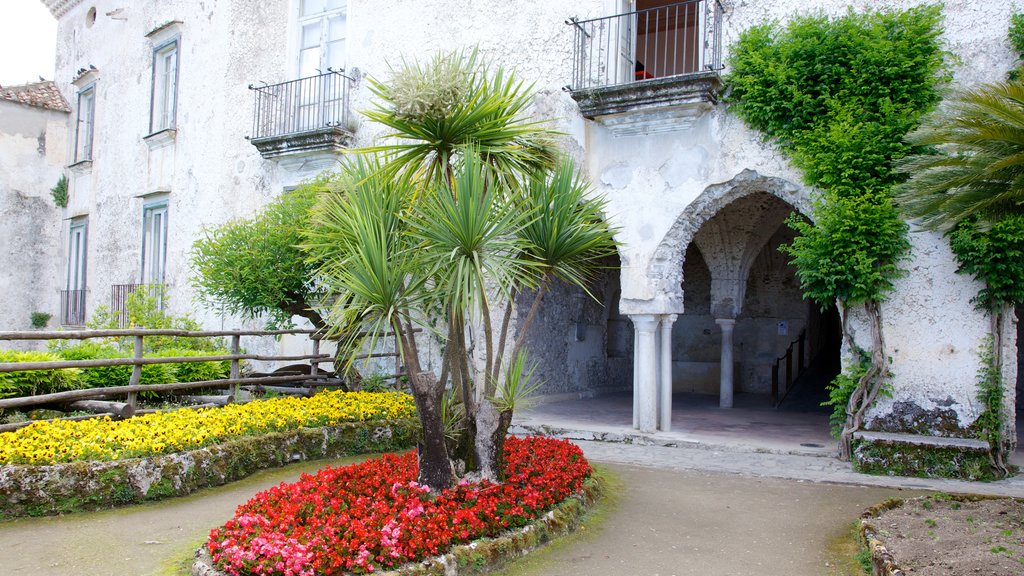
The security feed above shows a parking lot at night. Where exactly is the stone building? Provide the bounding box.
[0,80,69,339]
[32,0,1019,449]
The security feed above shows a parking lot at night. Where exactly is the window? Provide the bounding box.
[63,219,88,325]
[150,40,179,133]
[74,85,95,162]
[141,201,168,285]
[298,0,347,77]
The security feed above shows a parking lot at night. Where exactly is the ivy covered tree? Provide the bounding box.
[726,6,947,459]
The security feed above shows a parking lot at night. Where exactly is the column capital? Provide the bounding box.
[659,313,678,324]
[629,314,660,332]
[714,317,736,328]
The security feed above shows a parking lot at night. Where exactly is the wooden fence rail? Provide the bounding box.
[0,328,358,430]
[0,327,406,427]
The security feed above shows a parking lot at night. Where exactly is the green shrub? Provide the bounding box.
[50,175,68,208]
[55,342,174,398]
[153,348,230,383]
[29,312,51,329]
[0,350,82,399]
[84,288,223,353]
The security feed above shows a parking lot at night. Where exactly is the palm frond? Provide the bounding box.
[517,158,619,295]
[896,80,1024,230]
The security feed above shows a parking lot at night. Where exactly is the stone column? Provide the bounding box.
[658,314,676,431]
[632,327,639,429]
[631,314,659,433]
[715,318,736,409]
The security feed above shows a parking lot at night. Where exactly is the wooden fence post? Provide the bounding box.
[229,332,240,400]
[126,334,143,413]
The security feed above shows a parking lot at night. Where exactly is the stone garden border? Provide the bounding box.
[192,474,606,576]
[0,419,418,518]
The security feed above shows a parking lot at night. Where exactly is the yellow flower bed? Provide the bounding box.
[0,390,416,465]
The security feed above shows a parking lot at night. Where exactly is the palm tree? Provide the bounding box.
[307,51,617,485]
[895,80,1024,231]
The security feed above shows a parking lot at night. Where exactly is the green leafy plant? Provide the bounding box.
[726,5,946,459]
[29,312,51,329]
[153,348,230,383]
[491,350,541,413]
[358,371,393,393]
[1009,13,1024,80]
[55,342,175,398]
[81,288,221,353]
[190,186,327,330]
[0,350,83,399]
[50,174,68,208]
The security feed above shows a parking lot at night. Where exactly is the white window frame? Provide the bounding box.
[297,0,347,78]
[141,199,169,285]
[74,84,96,162]
[67,219,88,291]
[149,38,179,134]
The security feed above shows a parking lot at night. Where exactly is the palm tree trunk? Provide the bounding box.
[395,317,453,490]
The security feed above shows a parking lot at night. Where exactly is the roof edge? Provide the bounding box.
[42,0,83,19]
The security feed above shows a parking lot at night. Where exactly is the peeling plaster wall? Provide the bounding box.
[0,100,67,342]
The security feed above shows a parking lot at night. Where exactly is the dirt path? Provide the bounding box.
[0,457,913,576]
[496,465,915,576]
[0,456,368,576]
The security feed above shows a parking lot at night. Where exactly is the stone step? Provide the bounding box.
[854,431,989,452]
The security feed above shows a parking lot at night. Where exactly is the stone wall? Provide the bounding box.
[0,99,67,341]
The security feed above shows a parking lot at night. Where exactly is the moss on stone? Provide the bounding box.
[852,438,997,481]
[0,419,419,518]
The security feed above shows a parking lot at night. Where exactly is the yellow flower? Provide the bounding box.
[0,391,415,465]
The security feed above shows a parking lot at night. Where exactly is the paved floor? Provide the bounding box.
[516,391,1024,470]
[517,391,835,456]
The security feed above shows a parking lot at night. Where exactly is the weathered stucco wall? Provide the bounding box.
[0,99,67,341]
[41,0,1021,430]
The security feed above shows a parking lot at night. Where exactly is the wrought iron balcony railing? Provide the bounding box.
[60,289,87,326]
[567,0,724,92]
[248,69,353,153]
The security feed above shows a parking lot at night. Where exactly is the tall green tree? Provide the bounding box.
[190,186,327,330]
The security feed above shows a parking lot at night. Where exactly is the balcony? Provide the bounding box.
[566,0,725,136]
[248,70,354,160]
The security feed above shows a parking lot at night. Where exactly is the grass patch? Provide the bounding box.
[825,520,872,576]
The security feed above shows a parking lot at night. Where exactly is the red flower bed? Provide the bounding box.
[207,436,591,575]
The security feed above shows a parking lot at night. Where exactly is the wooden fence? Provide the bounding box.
[0,328,399,433]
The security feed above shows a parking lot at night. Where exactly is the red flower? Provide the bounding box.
[207,437,590,575]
